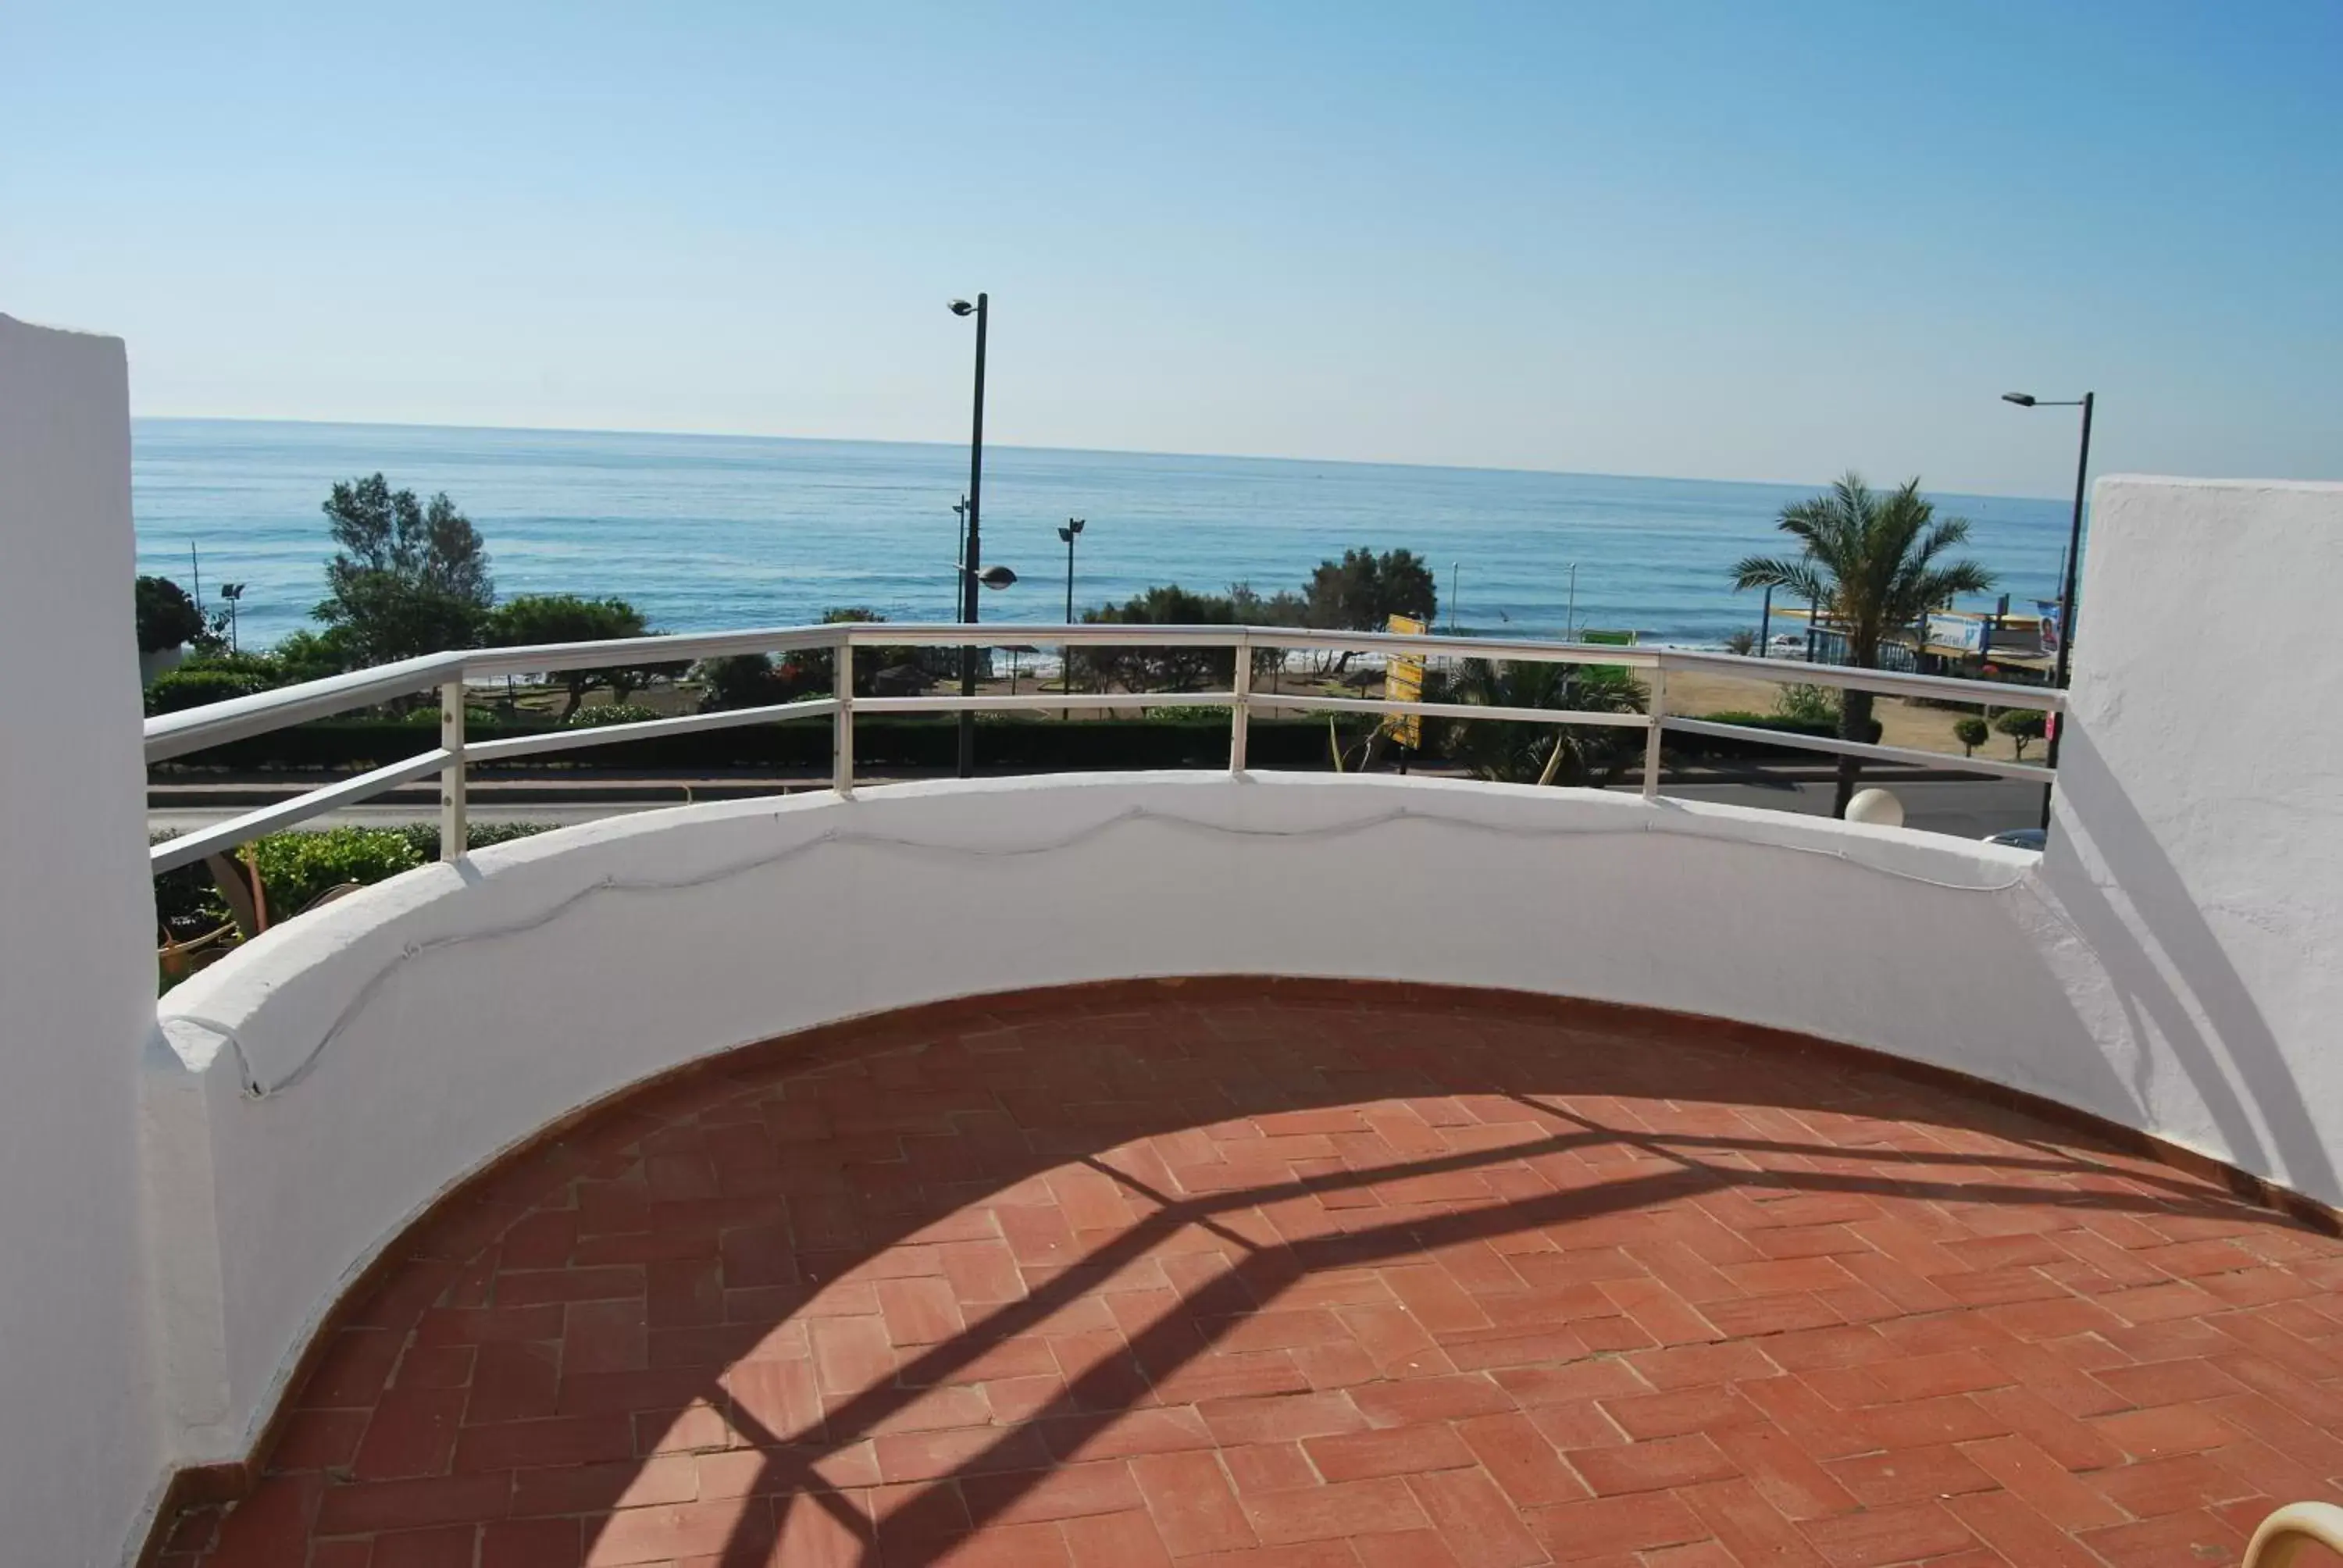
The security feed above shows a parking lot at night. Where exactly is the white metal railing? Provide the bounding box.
[146,623,2067,874]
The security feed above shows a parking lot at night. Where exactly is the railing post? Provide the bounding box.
[1229,631,1252,775]
[833,631,855,798]
[1641,662,1667,800]
[439,678,467,861]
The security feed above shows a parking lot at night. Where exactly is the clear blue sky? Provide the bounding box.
[5,1,2338,495]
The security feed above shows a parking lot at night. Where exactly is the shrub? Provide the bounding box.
[244,827,423,914]
[1953,715,1990,757]
[136,576,208,653]
[1994,707,2047,760]
[566,703,664,728]
[392,820,553,862]
[145,667,272,714]
[1773,683,1840,727]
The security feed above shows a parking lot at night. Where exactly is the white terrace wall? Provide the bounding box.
[2038,476,2343,1217]
[0,316,163,1563]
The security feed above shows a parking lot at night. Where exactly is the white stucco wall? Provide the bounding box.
[155,774,2074,1466]
[0,316,164,1564]
[2038,476,2343,1216]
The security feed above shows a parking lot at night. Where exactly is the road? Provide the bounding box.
[151,774,2042,844]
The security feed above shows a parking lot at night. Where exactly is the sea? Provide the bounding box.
[131,419,2074,653]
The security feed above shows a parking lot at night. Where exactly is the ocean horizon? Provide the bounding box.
[131,417,2076,653]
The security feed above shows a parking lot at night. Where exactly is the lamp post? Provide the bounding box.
[950,296,989,779]
[952,497,970,617]
[2002,390,2095,830]
[1058,518,1085,708]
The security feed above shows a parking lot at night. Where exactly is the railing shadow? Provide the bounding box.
[184,984,2330,1566]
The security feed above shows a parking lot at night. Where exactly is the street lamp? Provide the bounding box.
[1057,518,1086,709]
[949,295,989,779]
[2002,390,2095,830]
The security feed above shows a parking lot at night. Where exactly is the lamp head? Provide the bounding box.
[975,565,1017,590]
[949,299,975,317]
[2002,392,2038,408]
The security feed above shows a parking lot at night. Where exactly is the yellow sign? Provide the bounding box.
[1383,614,1425,748]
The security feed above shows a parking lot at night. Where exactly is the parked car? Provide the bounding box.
[1984,827,2046,851]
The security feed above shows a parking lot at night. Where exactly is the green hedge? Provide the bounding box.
[152,715,1346,773]
[1662,712,1843,761]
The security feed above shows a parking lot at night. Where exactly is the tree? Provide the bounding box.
[1953,715,1990,757]
[273,626,363,684]
[1228,582,1309,679]
[1723,629,1759,656]
[135,576,207,654]
[486,594,665,718]
[1731,475,1993,816]
[1994,707,2046,761]
[314,474,495,665]
[1303,548,1438,668]
[1075,586,1239,692]
[1428,660,1648,787]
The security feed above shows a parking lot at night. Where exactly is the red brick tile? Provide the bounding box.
[1710,1421,1861,1520]
[1306,1424,1476,1482]
[1131,1451,1257,1556]
[1346,1375,1510,1427]
[1350,1529,1466,1566]
[314,1473,513,1535]
[372,1526,476,1568]
[1825,1445,1995,1507]
[1956,1433,2127,1531]
[482,1517,583,1568]
[353,1384,468,1479]
[1680,1477,1829,1568]
[961,1460,1144,1524]
[1456,1411,1589,1507]
[2090,1402,2240,1459]
[1223,1442,1319,1495]
[1798,1501,1978,1567]
[1061,1508,1175,1568]
[1201,1391,1371,1445]
[1243,1477,1429,1545]
[1525,1491,1709,1560]
[1567,1434,1736,1495]
[1405,1467,1547,1566]
[2076,1508,2248,1568]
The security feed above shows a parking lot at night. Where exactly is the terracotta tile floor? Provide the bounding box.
[163,982,2343,1568]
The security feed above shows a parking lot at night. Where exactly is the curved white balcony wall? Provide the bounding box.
[161,770,2113,1467]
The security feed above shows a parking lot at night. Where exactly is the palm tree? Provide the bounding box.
[1430,659,1648,787]
[1731,474,1994,817]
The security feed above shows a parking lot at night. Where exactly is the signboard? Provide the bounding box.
[2035,600,2063,656]
[1925,613,1988,654]
[1383,614,1425,748]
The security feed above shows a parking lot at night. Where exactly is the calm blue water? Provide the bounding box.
[132,419,2072,651]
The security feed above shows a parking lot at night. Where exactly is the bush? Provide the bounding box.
[1773,683,1840,727]
[1668,712,1841,761]
[244,827,423,914]
[1994,707,2047,760]
[145,667,273,714]
[151,715,1340,773]
[1953,715,1990,756]
[391,820,553,863]
[567,703,664,728]
[137,576,208,653]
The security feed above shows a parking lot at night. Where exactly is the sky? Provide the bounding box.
[4,1,2339,497]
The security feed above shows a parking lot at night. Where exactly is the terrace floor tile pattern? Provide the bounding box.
[162,982,2343,1568]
